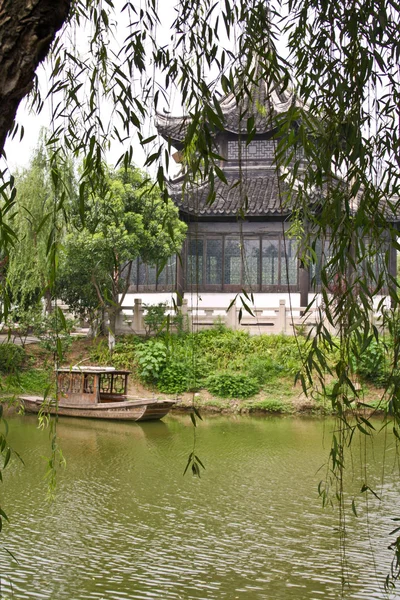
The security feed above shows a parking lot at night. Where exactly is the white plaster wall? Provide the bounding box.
[183,292,302,309]
[123,293,176,308]
[122,292,302,310]
[306,293,390,310]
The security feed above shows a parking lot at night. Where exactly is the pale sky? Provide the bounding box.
[3,1,289,176]
[3,1,182,174]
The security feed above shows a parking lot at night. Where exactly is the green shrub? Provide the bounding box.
[194,329,253,370]
[206,372,259,398]
[108,329,346,400]
[143,303,169,336]
[353,338,388,386]
[157,361,191,394]
[89,336,140,369]
[0,343,25,373]
[249,334,309,375]
[135,341,167,382]
[245,356,285,384]
[112,336,139,369]
[5,369,52,394]
[170,310,189,336]
[156,352,207,394]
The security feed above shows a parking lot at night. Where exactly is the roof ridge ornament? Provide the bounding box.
[155,54,305,146]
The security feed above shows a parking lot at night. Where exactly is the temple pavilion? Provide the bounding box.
[124,63,398,317]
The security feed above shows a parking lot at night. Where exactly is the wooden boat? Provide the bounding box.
[21,366,175,422]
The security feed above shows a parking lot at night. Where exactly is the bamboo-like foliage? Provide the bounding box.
[0,0,400,587]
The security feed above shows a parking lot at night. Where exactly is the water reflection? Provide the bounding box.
[0,414,399,599]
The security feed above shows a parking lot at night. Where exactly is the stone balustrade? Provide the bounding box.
[115,299,321,336]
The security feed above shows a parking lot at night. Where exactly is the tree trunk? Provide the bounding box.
[44,288,52,313]
[108,311,116,353]
[0,0,71,155]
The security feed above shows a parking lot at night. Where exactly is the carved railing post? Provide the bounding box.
[133,299,143,332]
[227,303,237,330]
[181,299,192,331]
[278,299,286,333]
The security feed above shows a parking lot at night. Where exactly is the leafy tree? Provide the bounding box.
[55,244,101,333]
[6,134,75,313]
[57,166,186,346]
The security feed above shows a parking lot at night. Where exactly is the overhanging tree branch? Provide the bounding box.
[0,0,71,155]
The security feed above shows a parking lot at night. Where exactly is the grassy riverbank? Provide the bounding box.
[0,325,388,415]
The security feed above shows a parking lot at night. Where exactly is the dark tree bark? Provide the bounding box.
[0,0,71,156]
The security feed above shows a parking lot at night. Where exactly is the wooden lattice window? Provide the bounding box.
[83,374,95,394]
[100,373,112,393]
[70,374,81,394]
[113,374,126,394]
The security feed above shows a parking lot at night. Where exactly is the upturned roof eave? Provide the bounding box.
[156,114,299,145]
[155,84,307,145]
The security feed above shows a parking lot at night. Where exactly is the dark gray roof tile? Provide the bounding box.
[168,172,293,217]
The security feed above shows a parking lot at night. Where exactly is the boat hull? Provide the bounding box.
[20,396,175,422]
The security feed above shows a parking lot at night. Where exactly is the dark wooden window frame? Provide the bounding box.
[128,256,177,293]
[184,233,300,293]
[309,236,391,294]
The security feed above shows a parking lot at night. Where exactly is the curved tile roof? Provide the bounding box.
[167,171,293,217]
[156,113,189,147]
[167,170,400,223]
[156,61,305,145]
[219,79,303,134]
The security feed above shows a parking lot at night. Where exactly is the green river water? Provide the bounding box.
[0,413,399,599]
